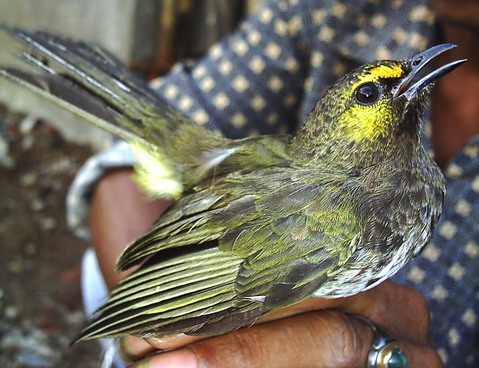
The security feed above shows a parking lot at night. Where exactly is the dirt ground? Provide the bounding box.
[0,104,103,367]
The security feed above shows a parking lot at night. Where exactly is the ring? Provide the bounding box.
[355,316,409,368]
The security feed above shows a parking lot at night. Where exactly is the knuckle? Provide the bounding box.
[389,285,432,344]
[316,311,371,366]
[385,282,430,317]
[201,328,270,368]
[403,285,430,316]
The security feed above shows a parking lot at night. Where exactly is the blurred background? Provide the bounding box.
[0,1,263,367]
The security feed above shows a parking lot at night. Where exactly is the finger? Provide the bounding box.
[130,348,197,368]
[398,341,444,368]
[253,281,406,324]
[145,334,204,350]
[89,169,173,288]
[128,299,337,354]
[259,296,341,322]
[120,334,206,361]
[129,308,441,368]
[119,336,156,362]
[340,281,431,344]
[131,310,373,368]
[261,280,431,345]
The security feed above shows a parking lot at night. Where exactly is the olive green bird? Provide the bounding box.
[0,28,466,341]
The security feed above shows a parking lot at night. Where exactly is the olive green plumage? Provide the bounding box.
[0,28,466,341]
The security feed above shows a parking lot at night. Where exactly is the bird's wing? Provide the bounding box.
[116,167,314,270]
[219,173,361,310]
[115,187,256,271]
[119,167,359,260]
[229,208,360,309]
[76,171,270,341]
[77,168,361,340]
[76,246,259,340]
[119,167,361,304]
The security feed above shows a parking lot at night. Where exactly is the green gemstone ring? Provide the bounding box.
[356,316,409,368]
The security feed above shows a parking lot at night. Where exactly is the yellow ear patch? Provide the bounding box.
[369,65,404,79]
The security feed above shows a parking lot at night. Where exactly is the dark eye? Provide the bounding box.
[354,82,381,105]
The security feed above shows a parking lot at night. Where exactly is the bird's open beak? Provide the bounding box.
[393,43,467,101]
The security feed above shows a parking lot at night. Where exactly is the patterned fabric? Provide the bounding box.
[67,0,479,366]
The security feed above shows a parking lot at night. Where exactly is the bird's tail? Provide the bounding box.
[0,27,224,198]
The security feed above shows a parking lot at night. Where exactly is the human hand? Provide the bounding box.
[120,280,443,368]
[89,169,173,288]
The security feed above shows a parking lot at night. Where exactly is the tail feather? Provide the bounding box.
[0,27,226,197]
[1,28,188,139]
[0,67,142,143]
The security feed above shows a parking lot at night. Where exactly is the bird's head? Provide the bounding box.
[295,44,466,166]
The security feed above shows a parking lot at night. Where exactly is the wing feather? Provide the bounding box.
[78,168,361,340]
[77,247,245,340]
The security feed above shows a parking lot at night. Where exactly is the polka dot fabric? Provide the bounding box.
[67,1,478,366]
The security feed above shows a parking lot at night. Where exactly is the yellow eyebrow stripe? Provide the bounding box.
[369,65,404,79]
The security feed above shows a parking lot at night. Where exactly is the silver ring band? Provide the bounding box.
[355,316,409,368]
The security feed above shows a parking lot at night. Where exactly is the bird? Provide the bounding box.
[0,27,466,341]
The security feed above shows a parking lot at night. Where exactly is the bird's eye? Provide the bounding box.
[354,82,381,105]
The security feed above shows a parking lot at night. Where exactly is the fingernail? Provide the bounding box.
[146,334,188,346]
[145,334,203,350]
[131,349,198,368]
